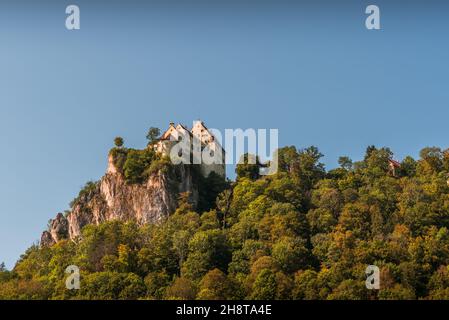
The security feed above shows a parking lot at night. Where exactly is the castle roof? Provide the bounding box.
[159,121,226,154]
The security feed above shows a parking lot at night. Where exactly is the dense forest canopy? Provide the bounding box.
[2,144,449,300]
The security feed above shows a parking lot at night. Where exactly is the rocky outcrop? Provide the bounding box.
[40,231,55,247]
[40,160,198,246]
[50,213,69,242]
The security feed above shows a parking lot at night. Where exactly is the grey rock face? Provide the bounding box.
[40,231,56,247]
[50,213,69,242]
[41,163,198,246]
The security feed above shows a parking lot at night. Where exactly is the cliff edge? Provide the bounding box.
[41,155,198,246]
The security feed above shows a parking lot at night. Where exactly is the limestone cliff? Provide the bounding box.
[40,156,198,246]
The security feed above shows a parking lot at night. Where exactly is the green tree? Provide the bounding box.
[146,127,161,145]
[123,149,155,183]
[236,154,261,181]
[293,270,320,300]
[165,277,197,300]
[251,269,277,300]
[197,269,234,300]
[327,279,368,300]
[144,271,171,299]
[182,229,230,280]
[271,237,310,273]
[197,172,229,212]
[114,136,124,147]
[338,156,353,171]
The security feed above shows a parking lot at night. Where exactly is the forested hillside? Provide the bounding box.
[2,145,449,300]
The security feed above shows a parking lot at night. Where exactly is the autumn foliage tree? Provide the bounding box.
[3,145,449,300]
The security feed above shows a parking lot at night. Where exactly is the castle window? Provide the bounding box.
[210,150,214,157]
[178,150,183,157]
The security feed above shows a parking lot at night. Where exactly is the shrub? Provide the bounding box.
[144,156,171,177]
[123,149,155,184]
[109,147,129,173]
[70,181,99,208]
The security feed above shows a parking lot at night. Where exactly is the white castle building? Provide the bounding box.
[155,121,226,178]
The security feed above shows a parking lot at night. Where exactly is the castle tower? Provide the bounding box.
[156,121,226,178]
[191,120,226,178]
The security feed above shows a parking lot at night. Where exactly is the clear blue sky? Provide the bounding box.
[1,0,448,268]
